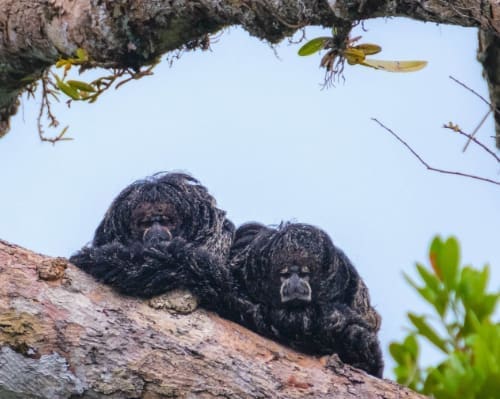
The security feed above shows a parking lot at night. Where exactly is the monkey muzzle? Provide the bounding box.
[280,274,312,306]
[143,222,173,246]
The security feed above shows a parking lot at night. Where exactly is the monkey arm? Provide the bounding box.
[139,237,247,311]
[226,298,272,335]
[319,304,384,377]
[69,241,188,297]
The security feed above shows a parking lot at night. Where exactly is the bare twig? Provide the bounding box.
[449,76,495,110]
[37,72,72,144]
[462,109,493,152]
[448,76,499,152]
[372,118,500,186]
[443,122,500,163]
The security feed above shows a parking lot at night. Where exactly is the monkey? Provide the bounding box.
[69,172,235,306]
[227,222,384,377]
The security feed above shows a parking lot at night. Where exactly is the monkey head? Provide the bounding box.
[267,225,332,311]
[234,223,337,311]
[91,172,234,255]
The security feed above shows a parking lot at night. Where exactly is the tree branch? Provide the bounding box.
[443,120,500,162]
[0,239,426,399]
[0,0,498,138]
[372,118,500,186]
[477,30,500,148]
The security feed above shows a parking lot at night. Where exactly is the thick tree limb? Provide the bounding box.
[478,30,500,148]
[0,0,498,143]
[0,239,426,399]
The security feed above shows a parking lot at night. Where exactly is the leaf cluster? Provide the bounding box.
[31,48,158,143]
[54,49,157,103]
[390,236,499,399]
[297,30,426,88]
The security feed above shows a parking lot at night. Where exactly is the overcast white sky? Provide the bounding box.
[0,18,498,376]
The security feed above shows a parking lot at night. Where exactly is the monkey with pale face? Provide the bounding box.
[228,222,384,377]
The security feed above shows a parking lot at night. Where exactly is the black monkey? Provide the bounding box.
[228,222,384,377]
[70,172,234,305]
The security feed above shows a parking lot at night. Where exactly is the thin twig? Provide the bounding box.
[449,76,495,110]
[372,118,500,186]
[462,109,493,152]
[443,121,499,163]
[448,76,499,152]
[37,73,72,144]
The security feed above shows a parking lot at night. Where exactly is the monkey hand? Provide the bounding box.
[143,237,187,262]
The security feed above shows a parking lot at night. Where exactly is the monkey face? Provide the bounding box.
[131,202,181,245]
[279,264,312,307]
[267,226,329,309]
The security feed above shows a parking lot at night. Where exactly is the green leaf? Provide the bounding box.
[439,237,460,289]
[67,80,96,92]
[75,48,88,61]
[55,59,69,68]
[459,265,499,321]
[408,313,448,353]
[389,341,407,364]
[423,366,444,396]
[298,37,331,56]
[403,272,419,291]
[390,335,421,389]
[55,76,80,100]
[416,263,441,292]
[389,335,419,365]
[402,334,419,358]
[414,263,450,316]
[404,271,448,315]
[429,236,460,289]
[429,236,444,280]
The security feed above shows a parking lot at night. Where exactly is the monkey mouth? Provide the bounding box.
[281,293,312,307]
[280,282,312,306]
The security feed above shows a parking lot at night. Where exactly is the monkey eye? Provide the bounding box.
[160,216,177,227]
[279,268,290,277]
[139,220,152,229]
[299,266,310,277]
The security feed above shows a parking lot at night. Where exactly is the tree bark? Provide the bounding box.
[0,0,498,145]
[0,239,427,399]
[478,29,500,148]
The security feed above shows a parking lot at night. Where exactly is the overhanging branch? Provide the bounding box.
[0,0,498,140]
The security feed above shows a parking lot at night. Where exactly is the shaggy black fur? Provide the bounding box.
[69,172,235,306]
[228,222,384,377]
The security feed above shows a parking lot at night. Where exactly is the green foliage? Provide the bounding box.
[297,37,331,56]
[391,236,499,399]
[53,48,157,104]
[33,48,158,143]
[297,34,426,73]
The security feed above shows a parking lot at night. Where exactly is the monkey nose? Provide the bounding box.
[281,276,312,304]
[143,223,172,244]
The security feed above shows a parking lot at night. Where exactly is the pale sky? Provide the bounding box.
[1,18,499,376]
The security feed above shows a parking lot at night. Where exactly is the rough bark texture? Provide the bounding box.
[0,0,498,145]
[0,239,427,399]
[478,29,500,148]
